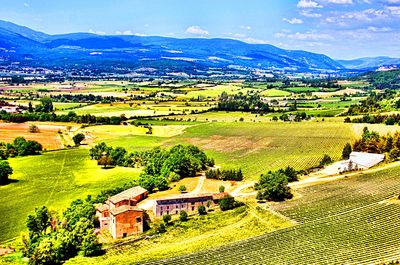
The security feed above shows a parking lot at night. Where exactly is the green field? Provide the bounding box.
[259,89,291,97]
[0,148,140,242]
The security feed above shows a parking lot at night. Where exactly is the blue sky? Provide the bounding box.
[0,0,399,59]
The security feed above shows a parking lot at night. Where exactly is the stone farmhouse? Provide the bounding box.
[96,186,148,239]
[154,192,228,217]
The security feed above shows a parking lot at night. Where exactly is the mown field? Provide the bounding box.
[0,148,141,242]
[88,121,356,179]
[137,163,400,265]
[0,122,64,150]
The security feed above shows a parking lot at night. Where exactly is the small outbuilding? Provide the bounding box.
[338,152,385,173]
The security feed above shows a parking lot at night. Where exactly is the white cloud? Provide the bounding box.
[367,26,391,32]
[300,11,322,17]
[275,31,334,41]
[89,29,106,35]
[240,25,252,30]
[283,18,304,24]
[327,0,353,4]
[23,2,30,7]
[297,0,323,8]
[387,6,400,15]
[185,26,209,36]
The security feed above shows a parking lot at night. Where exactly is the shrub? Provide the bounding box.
[163,214,171,225]
[179,210,188,222]
[72,133,85,146]
[28,124,40,133]
[198,205,207,215]
[218,195,242,211]
[219,185,225,193]
[178,185,187,193]
[0,160,13,185]
[319,154,333,167]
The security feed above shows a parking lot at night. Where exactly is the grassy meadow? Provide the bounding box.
[0,148,140,242]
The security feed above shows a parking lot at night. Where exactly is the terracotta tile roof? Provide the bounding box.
[96,204,109,212]
[110,205,143,216]
[109,186,147,204]
[212,192,229,200]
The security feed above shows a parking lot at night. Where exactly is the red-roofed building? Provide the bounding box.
[96,186,148,239]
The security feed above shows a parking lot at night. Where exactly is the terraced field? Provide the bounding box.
[143,164,400,265]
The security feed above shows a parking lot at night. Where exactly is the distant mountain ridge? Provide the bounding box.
[338,56,400,70]
[0,19,348,73]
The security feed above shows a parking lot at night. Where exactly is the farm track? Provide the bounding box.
[143,164,400,265]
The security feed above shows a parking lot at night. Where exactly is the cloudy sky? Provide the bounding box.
[0,0,399,59]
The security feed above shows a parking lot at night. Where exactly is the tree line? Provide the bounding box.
[216,92,271,113]
[346,113,400,126]
[205,168,243,181]
[89,143,215,192]
[352,127,400,161]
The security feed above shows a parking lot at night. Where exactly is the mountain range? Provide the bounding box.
[0,20,398,74]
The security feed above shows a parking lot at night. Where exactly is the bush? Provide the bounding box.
[163,214,171,225]
[218,195,242,211]
[219,185,225,193]
[157,223,166,233]
[28,124,40,133]
[319,154,333,167]
[179,210,188,222]
[178,185,187,193]
[342,143,352,159]
[72,133,85,146]
[0,160,13,185]
[198,205,207,215]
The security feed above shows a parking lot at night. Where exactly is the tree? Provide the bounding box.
[37,98,54,113]
[28,102,34,113]
[97,156,112,168]
[163,214,171,225]
[218,195,241,211]
[197,205,207,215]
[72,133,85,146]
[179,210,188,222]
[178,185,187,193]
[26,206,52,236]
[28,124,40,133]
[80,233,102,257]
[0,160,13,184]
[219,185,225,193]
[157,223,166,233]
[255,172,293,201]
[342,143,352,159]
[319,154,333,167]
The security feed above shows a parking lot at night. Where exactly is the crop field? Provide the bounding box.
[56,102,213,117]
[139,163,400,265]
[285,86,320,93]
[0,148,140,242]
[259,89,291,97]
[0,122,64,150]
[181,84,256,99]
[93,121,356,179]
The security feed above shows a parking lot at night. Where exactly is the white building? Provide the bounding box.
[337,152,385,173]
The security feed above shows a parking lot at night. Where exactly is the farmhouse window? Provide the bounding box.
[136,217,141,223]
